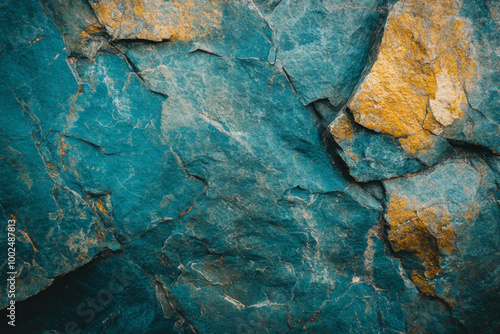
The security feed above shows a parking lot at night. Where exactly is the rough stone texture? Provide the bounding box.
[331,0,500,181]
[328,110,437,181]
[89,0,223,42]
[0,0,498,333]
[384,151,500,332]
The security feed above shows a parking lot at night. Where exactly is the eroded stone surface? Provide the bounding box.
[266,0,395,106]
[384,151,500,332]
[0,0,499,333]
[89,0,222,42]
[328,110,447,181]
[330,0,499,181]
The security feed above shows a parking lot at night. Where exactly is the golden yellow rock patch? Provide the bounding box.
[329,112,354,140]
[349,0,475,155]
[385,193,455,295]
[91,0,222,41]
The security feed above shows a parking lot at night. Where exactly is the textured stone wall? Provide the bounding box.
[0,0,499,333]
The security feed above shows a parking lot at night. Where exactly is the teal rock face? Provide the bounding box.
[442,1,500,153]
[330,0,500,181]
[384,151,500,333]
[0,0,498,333]
[328,110,452,182]
[264,0,394,106]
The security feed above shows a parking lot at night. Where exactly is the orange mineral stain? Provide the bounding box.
[385,193,455,296]
[91,0,222,41]
[349,0,475,155]
[329,112,354,141]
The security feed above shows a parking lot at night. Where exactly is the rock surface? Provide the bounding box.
[0,0,498,333]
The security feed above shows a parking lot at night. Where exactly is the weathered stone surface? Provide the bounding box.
[330,0,500,180]
[0,0,499,333]
[328,110,447,181]
[88,0,223,42]
[0,0,120,307]
[265,0,394,106]
[384,151,500,332]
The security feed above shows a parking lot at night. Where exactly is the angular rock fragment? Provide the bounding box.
[329,110,451,181]
[384,152,500,331]
[40,0,114,59]
[347,0,500,157]
[267,0,395,105]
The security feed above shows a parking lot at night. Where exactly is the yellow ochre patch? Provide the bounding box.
[349,0,475,155]
[91,0,223,42]
[329,112,354,141]
[385,193,455,296]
